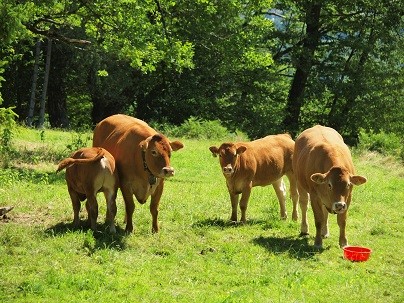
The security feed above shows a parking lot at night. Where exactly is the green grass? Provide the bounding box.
[0,128,403,302]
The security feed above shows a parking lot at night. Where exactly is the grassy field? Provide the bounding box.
[0,127,403,302]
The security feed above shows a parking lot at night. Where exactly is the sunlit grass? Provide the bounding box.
[0,127,403,302]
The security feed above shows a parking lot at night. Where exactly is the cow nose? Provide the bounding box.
[162,166,175,177]
[332,202,347,214]
[222,166,233,175]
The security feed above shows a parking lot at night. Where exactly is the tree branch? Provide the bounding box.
[26,24,91,45]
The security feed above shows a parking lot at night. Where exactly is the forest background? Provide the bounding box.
[0,0,403,144]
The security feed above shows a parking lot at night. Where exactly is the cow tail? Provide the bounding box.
[56,148,105,173]
[56,158,75,173]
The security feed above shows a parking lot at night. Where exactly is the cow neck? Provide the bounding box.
[141,150,157,186]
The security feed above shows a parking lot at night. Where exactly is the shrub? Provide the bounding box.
[357,130,403,162]
[0,107,18,167]
[151,117,247,140]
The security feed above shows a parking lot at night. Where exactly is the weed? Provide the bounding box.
[66,132,92,152]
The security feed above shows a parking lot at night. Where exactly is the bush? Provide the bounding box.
[151,117,247,140]
[0,107,18,167]
[357,130,403,162]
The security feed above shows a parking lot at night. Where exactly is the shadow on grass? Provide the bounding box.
[44,220,127,251]
[253,235,325,260]
[192,217,268,229]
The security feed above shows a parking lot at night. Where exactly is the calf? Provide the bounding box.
[293,125,367,248]
[209,134,298,223]
[57,147,118,233]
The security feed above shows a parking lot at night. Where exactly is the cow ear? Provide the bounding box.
[310,173,327,184]
[351,175,367,186]
[236,145,247,155]
[139,136,153,151]
[209,146,219,157]
[170,140,184,151]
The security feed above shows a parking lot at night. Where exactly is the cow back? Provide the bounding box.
[293,125,355,191]
[236,134,294,186]
[93,114,155,158]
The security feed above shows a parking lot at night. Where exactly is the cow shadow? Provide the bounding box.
[192,217,268,229]
[44,221,127,251]
[252,235,325,260]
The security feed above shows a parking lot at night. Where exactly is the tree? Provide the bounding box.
[271,0,404,140]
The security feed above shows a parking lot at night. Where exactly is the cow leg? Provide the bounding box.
[310,195,324,248]
[229,192,239,222]
[321,206,330,238]
[337,212,348,248]
[104,190,117,233]
[286,172,299,221]
[68,188,81,228]
[239,183,252,223]
[120,185,135,233]
[272,178,287,220]
[297,184,309,236]
[150,182,164,233]
[86,193,99,231]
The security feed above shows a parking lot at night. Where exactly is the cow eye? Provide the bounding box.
[328,183,332,190]
[151,150,158,157]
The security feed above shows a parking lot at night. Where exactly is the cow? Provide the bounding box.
[57,147,118,233]
[209,134,298,223]
[92,114,184,233]
[293,125,367,248]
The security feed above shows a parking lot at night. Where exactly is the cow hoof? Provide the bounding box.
[314,244,323,250]
[109,225,116,234]
[299,232,309,237]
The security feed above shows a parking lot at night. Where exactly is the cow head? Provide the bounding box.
[310,166,367,214]
[209,143,247,175]
[140,134,183,179]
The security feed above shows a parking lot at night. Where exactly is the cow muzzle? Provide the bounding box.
[222,165,234,175]
[162,166,175,177]
[332,202,347,214]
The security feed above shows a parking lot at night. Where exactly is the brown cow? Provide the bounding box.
[209,134,298,223]
[92,114,184,233]
[293,125,367,248]
[57,147,118,233]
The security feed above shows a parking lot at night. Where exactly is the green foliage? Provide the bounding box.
[0,0,403,143]
[357,130,404,162]
[152,117,247,140]
[0,106,18,167]
[65,132,92,153]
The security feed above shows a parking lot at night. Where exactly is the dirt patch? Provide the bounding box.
[0,207,70,227]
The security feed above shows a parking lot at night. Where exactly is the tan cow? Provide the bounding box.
[92,114,184,233]
[209,134,298,223]
[293,125,367,248]
[57,147,118,233]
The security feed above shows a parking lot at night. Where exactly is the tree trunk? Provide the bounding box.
[282,2,322,137]
[27,40,41,127]
[38,38,52,128]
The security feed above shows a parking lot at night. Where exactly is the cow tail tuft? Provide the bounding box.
[56,158,74,173]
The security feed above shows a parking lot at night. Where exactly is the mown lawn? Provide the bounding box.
[0,127,403,302]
